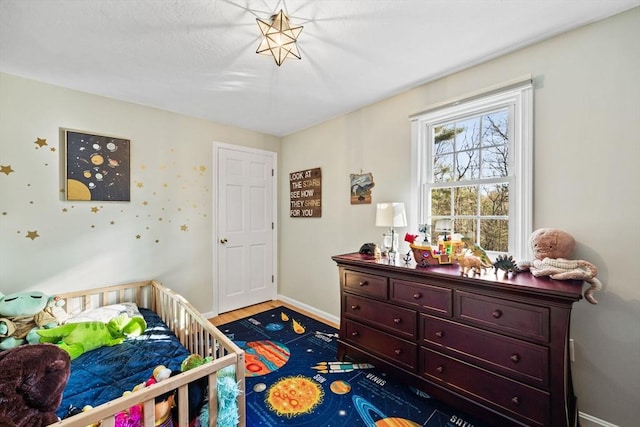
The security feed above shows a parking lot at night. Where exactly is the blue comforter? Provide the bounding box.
[57,308,191,418]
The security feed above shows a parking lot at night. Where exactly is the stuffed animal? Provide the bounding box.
[518,228,603,304]
[36,313,146,360]
[0,343,71,427]
[0,290,63,350]
[182,354,240,427]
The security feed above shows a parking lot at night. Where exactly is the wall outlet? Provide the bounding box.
[569,338,575,362]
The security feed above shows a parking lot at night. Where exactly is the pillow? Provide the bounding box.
[66,302,143,324]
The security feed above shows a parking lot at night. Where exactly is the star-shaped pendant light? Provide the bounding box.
[256,9,303,66]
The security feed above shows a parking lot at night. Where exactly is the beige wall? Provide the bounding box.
[0,73,280,313]
[279,8,640,426]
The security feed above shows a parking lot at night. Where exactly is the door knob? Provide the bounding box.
[220,238,228,244]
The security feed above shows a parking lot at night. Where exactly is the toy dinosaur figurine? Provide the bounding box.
[461,237,493,265]
[458,255,492,277]
[493,254,522,277]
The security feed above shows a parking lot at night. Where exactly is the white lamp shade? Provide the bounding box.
[376,202,407,228]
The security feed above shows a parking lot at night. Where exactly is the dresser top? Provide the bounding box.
[332,252,584,302]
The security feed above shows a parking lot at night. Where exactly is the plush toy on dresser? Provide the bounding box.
[0,343,71,426]
[518,227,603,304]
[0,290,63,350]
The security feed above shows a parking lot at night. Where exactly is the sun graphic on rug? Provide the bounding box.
[265,375,324,417]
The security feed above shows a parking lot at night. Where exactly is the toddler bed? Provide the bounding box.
[48,280,245,427]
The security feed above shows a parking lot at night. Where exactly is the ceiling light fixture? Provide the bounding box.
[256,9,303,66]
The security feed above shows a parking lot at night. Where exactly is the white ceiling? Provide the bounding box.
[1,0,638,137]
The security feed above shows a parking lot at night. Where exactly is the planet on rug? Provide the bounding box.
[329,380,351,394]
[353,395,421,427]
[239,340,290,377]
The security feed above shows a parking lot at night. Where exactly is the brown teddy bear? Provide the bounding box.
[518,228,602,304]
[0,343,71,426]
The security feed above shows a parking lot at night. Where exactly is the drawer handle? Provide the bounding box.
[351,331,359,337]
[359,281,368,287]
[436,366,445,374]
[394,349,402,355]
[393,318,401,324]
[510,354,521,363]
[492,309,503,319]
[435,331,444,338]
[511,396,520,406]
[413,292,422,299]
[351,304,360,310]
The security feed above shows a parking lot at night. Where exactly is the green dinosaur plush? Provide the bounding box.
[36,313,146,360]
[0,290,62,350]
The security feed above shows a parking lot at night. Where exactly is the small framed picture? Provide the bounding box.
[63,129,131,201]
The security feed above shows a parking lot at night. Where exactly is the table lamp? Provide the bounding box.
[376,202,407,258]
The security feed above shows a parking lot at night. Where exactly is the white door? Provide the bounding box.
[216,144,276,314]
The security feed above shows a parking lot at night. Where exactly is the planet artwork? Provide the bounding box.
[353,395,421,427]
[65,130,130,201]
[329,380,351,395]
[240,340,290,377]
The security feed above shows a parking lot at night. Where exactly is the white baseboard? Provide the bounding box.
[202,310,216,319]
[579,412,619,427]
[276,294,340,326]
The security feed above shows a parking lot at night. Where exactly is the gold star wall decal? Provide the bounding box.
[1,165,14,175]
[91,206,99,213]
[26,230,40,240]
[137,182,144,188]
[180,224,188,231]
[34,138,47,148]
[136,234,141,239]
[199,165,206,174]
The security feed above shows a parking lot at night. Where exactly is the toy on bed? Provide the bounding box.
[37,312,147,360]
[518,228,603,304]
[0,290,63,350]
[112,356,214,427]
[0,343,70,427]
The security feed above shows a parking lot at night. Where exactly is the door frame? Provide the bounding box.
[212,141,278,316]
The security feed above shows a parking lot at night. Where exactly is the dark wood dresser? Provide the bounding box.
[333,252,583,427]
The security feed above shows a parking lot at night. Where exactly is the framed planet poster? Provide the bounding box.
[64,129,131,201]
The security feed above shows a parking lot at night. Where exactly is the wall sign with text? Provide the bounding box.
[290,167,321,217]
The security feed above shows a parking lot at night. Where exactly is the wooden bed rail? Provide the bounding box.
[49,280,246,427]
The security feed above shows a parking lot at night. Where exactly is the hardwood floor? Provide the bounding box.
[208,300,339,329]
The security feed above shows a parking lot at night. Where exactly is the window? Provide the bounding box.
[410,79,533,260]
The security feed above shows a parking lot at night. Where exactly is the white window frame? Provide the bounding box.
[410,78,533,260]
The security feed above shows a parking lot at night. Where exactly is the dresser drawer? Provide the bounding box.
[345,294,417,339]
[421,314,549,388]
[391,279,452,316]
[344,270,388,299]
[455,291,550,342]
[344,319,417,371]
[420,348,549,426]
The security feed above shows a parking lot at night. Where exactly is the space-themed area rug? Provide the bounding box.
[218,307,489,427]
